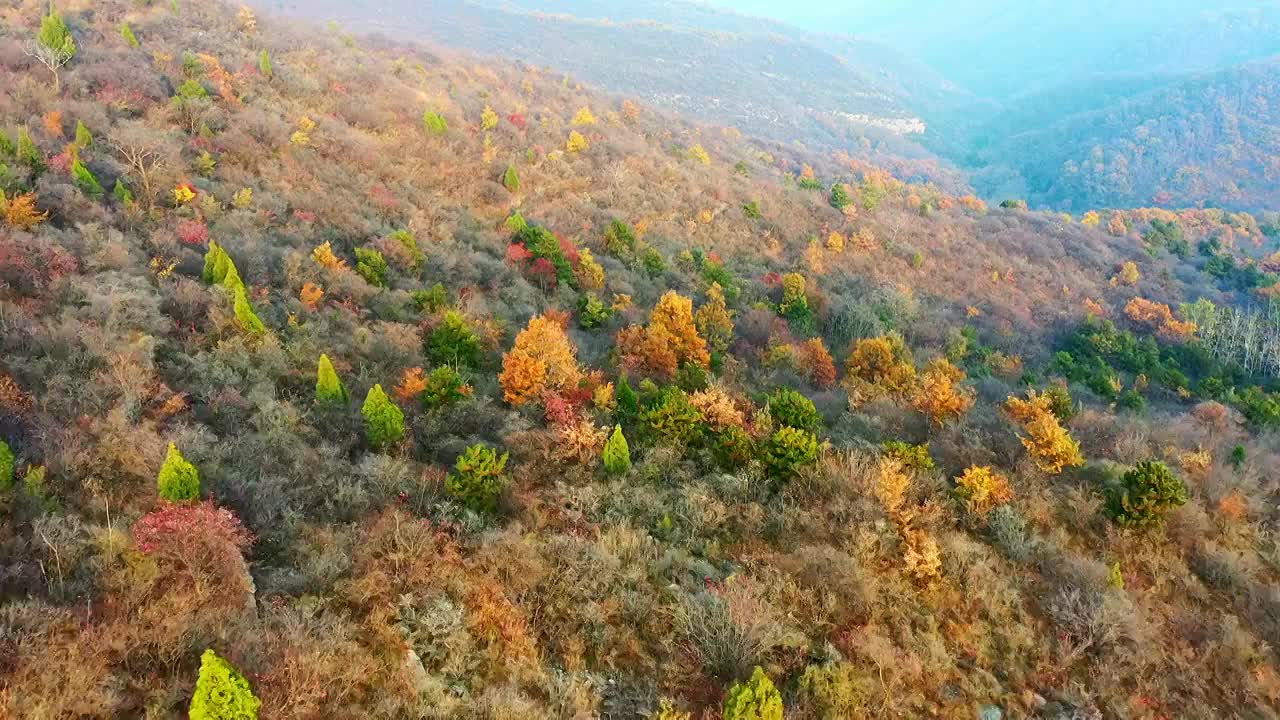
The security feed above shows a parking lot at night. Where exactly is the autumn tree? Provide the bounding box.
[844,334,916,404]
[797,337,836,388]
[362,384,405,449]
[911,358,975,426]
[499,314,582,406]
[954,466,1013,516]
[1,192,48,230]
[566,130,589,153]
[26,6,77,92]
[1005,390,1085,474]
[695,283,735,355]
[157,443,200,502]
[650,291,711,369]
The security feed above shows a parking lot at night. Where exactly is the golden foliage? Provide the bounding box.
[1081,210,1101,227]
[798,337,837,389]
[844,334,916,405]
[394,367,428,403]
[875,457,911,522]
[826,231,845,253]
[500,314,582,405]
[902,528,942,585]
[570,107,597,126]
[911,358,974,426]
[1111,261,1140,287]
[2,192,49,230]
[312,241,347,271]
[566,130,589,153]
[1005,391,1085,474]
[1124,297,1197,342]
[575,248,605,290]
[299,282,324,310]
[689,385,746,432]
[954,466,1013,516]
[550,419,608,465]
[694,283,734,355]
[1107,212,1128,236]
[650,291,711,369]
[1083,297,1108,318]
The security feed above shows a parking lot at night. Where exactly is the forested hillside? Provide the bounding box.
[2,1,1280,719]
[970,61,1280,212]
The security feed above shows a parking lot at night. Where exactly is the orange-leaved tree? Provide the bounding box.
[1005,390,1085,474]
[499,314,582,406]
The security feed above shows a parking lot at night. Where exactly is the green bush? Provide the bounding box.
[423,110,449,136]
[189,649,260,720]
[761,426,818,485]
[616,375,640,421]
[422,366,468,410]
[723,666,783,720]
[503,164,520,192]
[767,388,821,433]
[362,384,405,450]
[714,425,755,471]
[157,443,199,502]
[412,283,448,313]
[603,425,631,475]
[427,311,483,368]
[1044,383,1076,422]
[0,439,14,490]
[446,444,509,513]
[354,247,389,287]
[829,183,851,211]
[882,440,934,471]
[72,159,103,196]
[120,23,139,48]
[1105,460,1188,529]
[577,293,613,329]
[643,387,704,448]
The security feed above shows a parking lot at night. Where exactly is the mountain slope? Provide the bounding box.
[1,2,1280,719]
[972,60,1280,210]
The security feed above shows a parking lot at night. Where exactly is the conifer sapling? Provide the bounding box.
[189,649,261,720]
[157,442,199,502]
[362,384,405,449]
[603,425,631,475]
[315,354,348,404]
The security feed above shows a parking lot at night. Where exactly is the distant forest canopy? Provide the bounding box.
[255,0,1280,214]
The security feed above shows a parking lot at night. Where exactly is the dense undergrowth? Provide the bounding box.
[1,1,1280,718]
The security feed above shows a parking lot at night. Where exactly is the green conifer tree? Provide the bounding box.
[113,178,134,206]
[616,375,639,419]
[221,259,244,293]
[121,22,140,48]
[362,384,405,449]
[0,439,14,491]
[189,649,261,720]
[315,354,348,404]
[73,119,92,149]
[202,242,225,283]
[34,7,78,92]
[422,110,449,136]
[603,425,631,475]
[0,128,14,157]
[18,128,44,173]
[446,444,509,513]
[233,286,266,336]
[829,183,851,211]
[71,158,103,196]
[258,49,272,79]
[723,667,783,720]
[503,164,520,193]
[157,442,200,502]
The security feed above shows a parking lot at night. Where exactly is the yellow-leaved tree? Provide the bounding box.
[499,314,582,406]
[1005,390,1085,474]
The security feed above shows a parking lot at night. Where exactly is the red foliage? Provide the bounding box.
[133,500,252,575]
[542,391,577,426]
[176,219,210,246]
[47,150,73,175]
[530,257,559,287]
[506,242,534,264]
[369,183,400,213]
[558,236,581,266]
[508,113,527,130]
[762,271,783,288]
[293,209,318,223]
